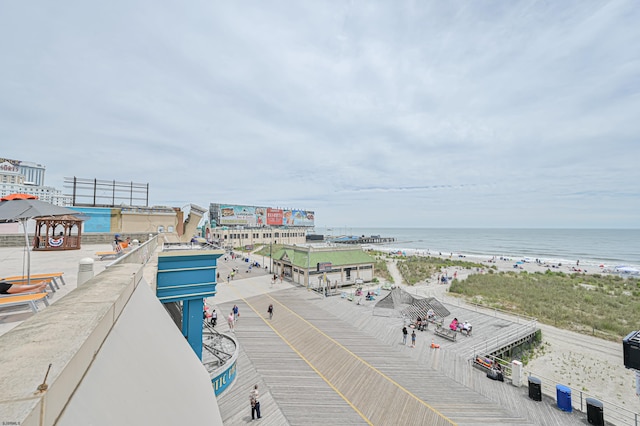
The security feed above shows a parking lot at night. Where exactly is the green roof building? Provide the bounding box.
[272,244,375,291]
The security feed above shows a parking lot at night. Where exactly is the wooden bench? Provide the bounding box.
[2,272,66,289]
[0,292,49,313]
[425,316,444,327]
[434,324,457,341]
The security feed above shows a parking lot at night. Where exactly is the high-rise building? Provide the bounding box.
[0,157,46,186]
[0,157,70,206]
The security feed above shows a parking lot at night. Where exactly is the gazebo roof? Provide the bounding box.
[36,215,84,222]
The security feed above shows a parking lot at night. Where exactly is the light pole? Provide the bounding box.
[269,240,272,274]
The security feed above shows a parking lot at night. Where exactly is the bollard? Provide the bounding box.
[77,257,95,286]
[511,360,523,387]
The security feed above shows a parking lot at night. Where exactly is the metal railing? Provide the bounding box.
[464,321,538,360]
[105,235,159,268]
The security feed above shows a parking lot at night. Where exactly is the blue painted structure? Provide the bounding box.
[70,207,113,233]
[212,359,237,396]
[156,249,224,359]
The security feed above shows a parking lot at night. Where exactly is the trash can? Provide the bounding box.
[586,397,604,425]
[528,376,542,401]
[556,384,572,412]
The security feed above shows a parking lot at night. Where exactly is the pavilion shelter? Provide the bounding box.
[34,214,84,250]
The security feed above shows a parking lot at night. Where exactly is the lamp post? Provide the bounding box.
[269,240,272,274]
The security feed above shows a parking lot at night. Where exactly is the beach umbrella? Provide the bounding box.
[0,193,82,284]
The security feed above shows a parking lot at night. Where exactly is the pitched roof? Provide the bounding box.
[273,247,374,268]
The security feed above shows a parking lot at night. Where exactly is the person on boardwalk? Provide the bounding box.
[267,303,274,320]
[411,330,416,348]
[233,304,239,323]
[211,309,217,327]
[402,326,408,344]
[250,384,261,420]
[227,311,235,332]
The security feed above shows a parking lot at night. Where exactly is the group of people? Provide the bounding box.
[203,304,217,327]
[226,304,240,331]
[413,316,427,331]
[449,317,472,335]
[401,326,417,348]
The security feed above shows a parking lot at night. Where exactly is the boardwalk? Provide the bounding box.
[215,286,588,425]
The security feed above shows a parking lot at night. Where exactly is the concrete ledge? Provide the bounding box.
[0,264,141,425]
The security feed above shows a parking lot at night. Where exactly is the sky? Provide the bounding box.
[1,1,639,229]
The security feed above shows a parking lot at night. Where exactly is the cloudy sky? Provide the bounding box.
[1,1,638,228]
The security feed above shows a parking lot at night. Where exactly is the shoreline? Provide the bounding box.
[365,244,640,276]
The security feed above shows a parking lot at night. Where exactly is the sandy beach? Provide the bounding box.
[381,251,640,412]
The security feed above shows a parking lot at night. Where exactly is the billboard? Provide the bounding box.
[266,208,283,226]
[285,209,315,226]
[212,204,314,227]
[219,205,257,226]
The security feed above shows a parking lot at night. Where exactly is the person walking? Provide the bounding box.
[411,330,416,348]
[402,326,408,345]
[211,309,217,327]
[250,384,261,420]
[267,303,274,320]
[233,304,239,323]
[227,311,235,332]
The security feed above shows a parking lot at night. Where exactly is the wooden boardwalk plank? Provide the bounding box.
[215,287,589,425]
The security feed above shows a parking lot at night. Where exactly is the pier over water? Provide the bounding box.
[329,234,396,245]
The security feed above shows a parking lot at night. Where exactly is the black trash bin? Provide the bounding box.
[528,376,542,401]
[586,397,604,426]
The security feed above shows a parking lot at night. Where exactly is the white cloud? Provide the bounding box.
[1,1,638,228]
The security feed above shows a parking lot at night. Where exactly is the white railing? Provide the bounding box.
[106,235,159,268]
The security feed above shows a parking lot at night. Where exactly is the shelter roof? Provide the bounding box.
[273,246,374,268]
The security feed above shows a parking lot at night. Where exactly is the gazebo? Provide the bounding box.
[33,214,84,251]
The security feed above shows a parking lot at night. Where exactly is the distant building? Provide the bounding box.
[271,244,375,287]
[0,157,70,205]
[0,157,46,185]
[209,226,307,249]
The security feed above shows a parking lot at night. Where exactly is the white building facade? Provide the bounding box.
[0,157,70,205]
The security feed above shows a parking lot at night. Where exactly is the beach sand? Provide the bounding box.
[383,252,640,412]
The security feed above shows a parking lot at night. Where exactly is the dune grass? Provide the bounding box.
[449,270,640,339]
[395,255,490,285]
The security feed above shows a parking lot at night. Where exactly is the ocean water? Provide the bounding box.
[316,228,640,270]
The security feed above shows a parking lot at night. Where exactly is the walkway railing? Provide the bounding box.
[463,320,538,360]
[106,235,159,268]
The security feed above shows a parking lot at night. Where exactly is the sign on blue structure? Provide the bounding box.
[212,360,237,396]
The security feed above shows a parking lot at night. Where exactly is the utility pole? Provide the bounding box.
[307,245,311,289]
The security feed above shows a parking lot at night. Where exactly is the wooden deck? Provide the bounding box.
[215,287,589,425]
